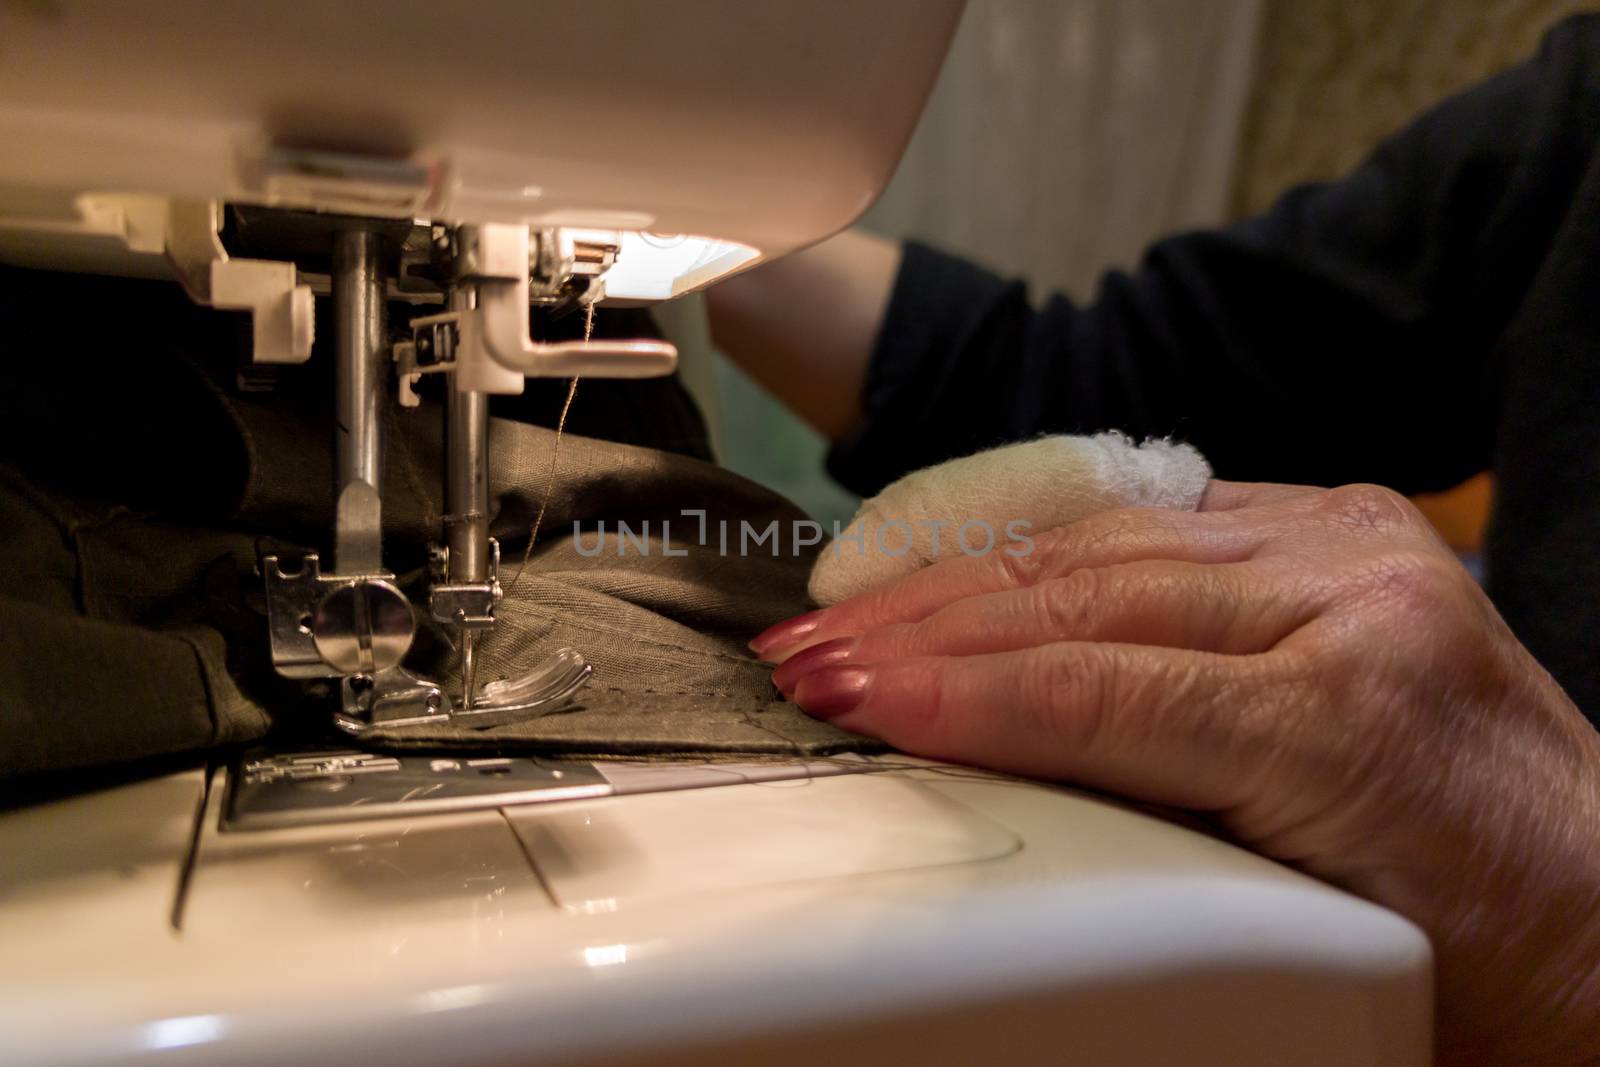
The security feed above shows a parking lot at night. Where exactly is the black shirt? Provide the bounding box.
[829,16,1600,725]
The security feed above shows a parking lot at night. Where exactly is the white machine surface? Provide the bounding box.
[0,762,1430,1067]
[0,2,1433,1063]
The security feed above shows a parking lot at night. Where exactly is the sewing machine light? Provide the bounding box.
[599,232,759,303]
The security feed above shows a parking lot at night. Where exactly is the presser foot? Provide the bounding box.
[331,648,593,737]
[333,667,450,736]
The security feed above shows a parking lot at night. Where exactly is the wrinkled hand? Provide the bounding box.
[753,481,1600,1065]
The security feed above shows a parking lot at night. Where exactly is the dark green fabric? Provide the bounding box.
[363,689,875,758]
[0,267,875,778]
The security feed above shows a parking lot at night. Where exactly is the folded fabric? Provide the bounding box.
[809,432,1212,606]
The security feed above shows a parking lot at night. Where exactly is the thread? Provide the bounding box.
[505,301,591,593]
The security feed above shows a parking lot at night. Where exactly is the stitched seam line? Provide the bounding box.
[499,601,771,665]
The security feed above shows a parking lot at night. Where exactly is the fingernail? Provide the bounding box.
[750,609,827,659]
[772,637,857,695]
[793,665,872,720]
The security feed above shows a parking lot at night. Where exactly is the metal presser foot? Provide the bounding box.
[261,546,592,738]
[334,649,593,736]
[260,226,591,738]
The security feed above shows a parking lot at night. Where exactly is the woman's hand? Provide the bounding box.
[753,480,1600,1065]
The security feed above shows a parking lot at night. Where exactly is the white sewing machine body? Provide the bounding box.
[0,760,1430,1067]
[1,2,1432,1063]
[0,0,957,296]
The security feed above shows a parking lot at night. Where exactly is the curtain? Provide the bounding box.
[686,0,1267,527]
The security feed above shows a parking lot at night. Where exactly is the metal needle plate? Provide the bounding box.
[222,748,612,830]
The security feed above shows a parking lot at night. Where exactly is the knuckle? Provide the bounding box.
[997,531,1050,587]
[1315,483,1420,534]
[1032,571,1102,638]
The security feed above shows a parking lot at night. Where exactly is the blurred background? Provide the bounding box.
[661,0,1596,560]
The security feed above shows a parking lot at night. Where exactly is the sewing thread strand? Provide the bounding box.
[505,301,590,593]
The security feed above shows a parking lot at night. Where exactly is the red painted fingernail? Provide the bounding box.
[793,665,872,720]
[750,609,827,659]
[772,637,857,695]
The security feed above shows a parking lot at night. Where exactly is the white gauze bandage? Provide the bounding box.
[808,432,1212,606]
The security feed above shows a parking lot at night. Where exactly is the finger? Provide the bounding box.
[1199,479,1323,512]
[754,505,1281,662]
[792,643,1297,811]
[771,559,1325,693]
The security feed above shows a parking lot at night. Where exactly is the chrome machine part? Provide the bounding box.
[334,666,448,735]
[422,267,606,719]
[223,748,613,831]
[438,284,497,710]
[264,226,447,734]
[451,223,679,384]
[332,646,593,737]
[445,385,490,581]
[265,225,595,737]
[332,228,387,574]
[261,551,376,680]
[312,578,415,675]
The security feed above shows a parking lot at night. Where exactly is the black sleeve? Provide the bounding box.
[829,16,1600,497]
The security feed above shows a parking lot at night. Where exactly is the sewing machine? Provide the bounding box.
[0,2,1432,1064]
[1,0,964,735]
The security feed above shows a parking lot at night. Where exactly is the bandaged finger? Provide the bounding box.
[808,432,1211,606]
